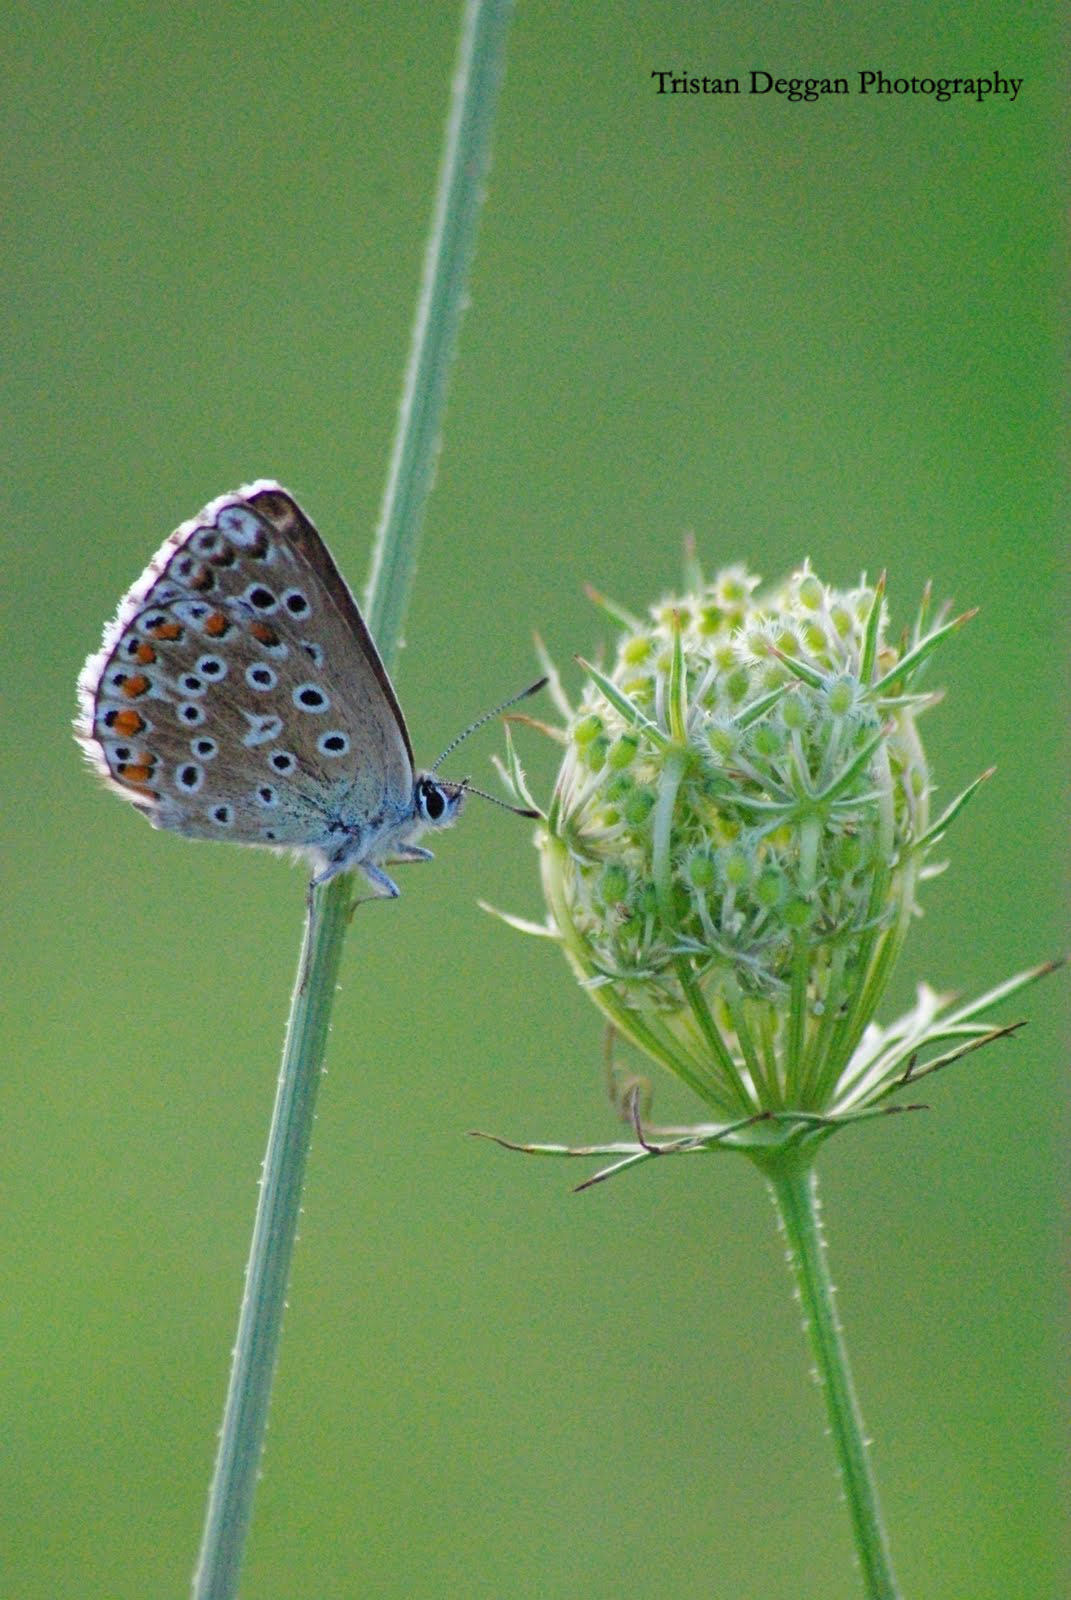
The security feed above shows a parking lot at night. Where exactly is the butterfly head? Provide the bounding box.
[414,773,466,831]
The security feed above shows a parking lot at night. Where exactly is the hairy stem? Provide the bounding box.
[757,1148,901,1600]
[192,5,514,1595]
[191,877,354,1600]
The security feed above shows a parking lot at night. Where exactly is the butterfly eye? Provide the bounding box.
[418,779,447,822]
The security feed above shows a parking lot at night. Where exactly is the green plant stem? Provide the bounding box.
[363,0,514,654]
[758,1149,901,1600]
[192,4,514,1596]
[192,876,354,1600]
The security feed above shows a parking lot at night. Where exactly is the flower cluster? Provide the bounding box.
[496,561,1020,1137]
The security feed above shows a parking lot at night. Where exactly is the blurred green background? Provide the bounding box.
[5,4,1065,1597]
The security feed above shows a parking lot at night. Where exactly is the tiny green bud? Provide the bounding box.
[722,847,752,888]
[687,851,717,889]
[604,771,635,803]
[718,571,749,605]
[608,732,640,770]
[782,693,807,731]
[784,897,813,929]
[601,863,630,902]
[573,713,603,746]
[725,666,749,703]
[585,735,609,772]
[755,866,785,908]
[828,677,855,717]
[709,724,738,760]
[638,882,660,916]
[621,674,652,701]
[624,787,656,826]
[622,635,651,664]
[798,574,823,609]
[751,724,783,760]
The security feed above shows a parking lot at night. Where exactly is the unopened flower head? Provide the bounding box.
[534,563,979,1118]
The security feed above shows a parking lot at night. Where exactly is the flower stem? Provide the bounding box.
[191,876,354,1600]
[363,0,515,655]
[758,1149,901,1600]
[191,5,514,1596]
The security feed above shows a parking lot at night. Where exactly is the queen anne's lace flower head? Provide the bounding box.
[515,563,999,1123]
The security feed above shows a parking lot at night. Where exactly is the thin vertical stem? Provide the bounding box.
[192,5,515,1596]
[758,1150,901,1600]
[191,876,354,1599]
[364,0,514,659]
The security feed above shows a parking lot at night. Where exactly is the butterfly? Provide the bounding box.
[76,481,542,895]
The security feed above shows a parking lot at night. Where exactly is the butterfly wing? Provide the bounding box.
[76,482,415,860]
[243,483,414,768]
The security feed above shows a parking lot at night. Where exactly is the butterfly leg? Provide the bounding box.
[308,854,400,897]
[358,862,402,898]
[390,844,435,864]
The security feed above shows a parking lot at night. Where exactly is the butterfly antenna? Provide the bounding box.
[431,677,548,772]
[453,780,540,820]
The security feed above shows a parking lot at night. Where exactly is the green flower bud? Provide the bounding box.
[604,771,635,803]
[784,897,813,930]
[722,847,752,888]
[622,635,652,665]
[534,564,974,1119]
[798,573,823,610]
[584,736,609,773]
[750,723,784,760]
[755,866,785,908]
[724,666,750,703]
[608,732,640,770]
[687,851,717,889]
[637,882,660,916]
[781,693,807,731]
[623,787,656,827]
[708,723,738,760]
[827,676,856,717]
[601,863,630,903]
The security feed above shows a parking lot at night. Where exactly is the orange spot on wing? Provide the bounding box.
[190,565,214,591]
[250,621,279,645]
[121,673,150,698]
[119,763,154,783]
[135,642,157,664]
[151,621,182,640]
[111,709,145,736]
[204,611,230,636]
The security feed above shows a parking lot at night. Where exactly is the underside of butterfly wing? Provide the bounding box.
[76,483,417,871]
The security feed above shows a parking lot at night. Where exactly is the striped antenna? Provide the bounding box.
[453,780,539,819]
[431,677,548,772]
